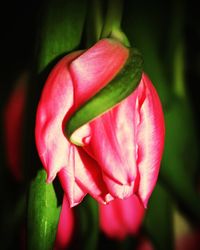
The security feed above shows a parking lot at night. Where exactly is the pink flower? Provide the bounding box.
[35,38,165,208]
[99,194,145,240]
[55,196,74,250]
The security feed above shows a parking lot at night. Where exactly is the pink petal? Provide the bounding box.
[59,146,114,207]
[55,196,74,250]
[99,195,144,240]
[70,38,129,109]
[136,74,165,207]
[83,84,139,199]
[74,147,114,204]
[116,195,144,235]
[35,51,82,182]
[58,146,87,207]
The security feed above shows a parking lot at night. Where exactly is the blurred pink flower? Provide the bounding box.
[99,195,145,240]
[35,38,165,208]
[55,196,74,250]
[3,73,28,181]
[175,230,200,250]
[136,237,154,250]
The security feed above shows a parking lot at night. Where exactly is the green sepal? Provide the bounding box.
[65,47,143,144]
[27,170,60,250]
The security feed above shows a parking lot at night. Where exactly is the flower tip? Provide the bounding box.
[104,193,114,204]
[140,196,148,209]
[69,200,80,208]
[46,172,56,184]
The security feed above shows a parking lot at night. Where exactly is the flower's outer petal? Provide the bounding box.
[136,73,165,207]
[70,38,129,110]
[3,74,28,181]
[74,147,114,204]
[83,74,164,204]
[35,51,82,182]
[99,195,144,240]
[83,85,139,199]
[59,146,114,207]
[55,196,74,250]
[58,145,87,207]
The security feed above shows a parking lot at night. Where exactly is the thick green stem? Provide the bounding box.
[101,0,123,35]
[101,0,130,46]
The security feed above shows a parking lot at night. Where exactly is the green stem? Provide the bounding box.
[101,0,123,35]
[101,0,130,47]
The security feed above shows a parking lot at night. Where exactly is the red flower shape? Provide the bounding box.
[35,38,165,208]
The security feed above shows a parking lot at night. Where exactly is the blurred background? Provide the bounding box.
[0,0,200,249]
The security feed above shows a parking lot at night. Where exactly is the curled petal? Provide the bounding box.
[35,51,82,182]
[70,38,129,109]
[136,74,165,207]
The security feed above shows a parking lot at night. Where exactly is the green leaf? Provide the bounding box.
[122,0,172,109]
[27,170,60,250]
[144,182,174,250]
[161,98,200,222]
[65,48,143,144]
[37,0,87,72]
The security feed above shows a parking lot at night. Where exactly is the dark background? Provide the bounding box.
[0,0,199,249]
[0,0,199,112]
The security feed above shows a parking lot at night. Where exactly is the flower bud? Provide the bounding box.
[35,38,165,208]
